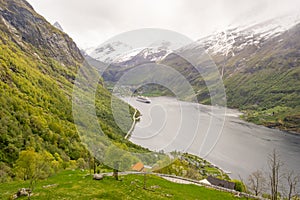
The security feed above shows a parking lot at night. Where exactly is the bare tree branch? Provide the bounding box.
[284,170,300,200]
[268,149,284,200]
[248,169,266,196]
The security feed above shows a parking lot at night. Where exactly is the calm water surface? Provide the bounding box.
[124,97,300,180]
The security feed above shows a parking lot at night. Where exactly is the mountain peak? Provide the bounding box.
[0,0,83,66]
[53,21,64,32]
[196,13,300,57]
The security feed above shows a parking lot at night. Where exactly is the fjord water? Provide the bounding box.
[124,97,300,180]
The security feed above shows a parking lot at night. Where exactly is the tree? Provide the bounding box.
[51,153,63,173]
[76,158,87,170]
[268,149,283,200]
[143,172,147,189]
[284,170,299,200]
[0,162,12,183]
[104,145,123,180]
[14,149,53,198]
[119,152,138,171]
[248,170,266,196]
[232,179,247,192]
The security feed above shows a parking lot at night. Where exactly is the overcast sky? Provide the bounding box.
[27,0,300,49]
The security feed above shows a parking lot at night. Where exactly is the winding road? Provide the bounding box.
[125,108,139,139]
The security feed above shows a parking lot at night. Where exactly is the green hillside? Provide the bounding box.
[164,27,300,133]
[221,24,300,133]
[0,0,148,178]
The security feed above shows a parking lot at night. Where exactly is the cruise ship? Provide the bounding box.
[136,96,151,104]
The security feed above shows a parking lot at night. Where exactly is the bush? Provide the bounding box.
[232,180,247,192]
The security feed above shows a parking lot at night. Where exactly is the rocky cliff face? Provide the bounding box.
[0,0,83,66]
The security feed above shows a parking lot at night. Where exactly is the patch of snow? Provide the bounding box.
[90,41,133,63]
[195,13,300,57]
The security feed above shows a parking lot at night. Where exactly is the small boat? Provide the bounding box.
[136,96,151,103]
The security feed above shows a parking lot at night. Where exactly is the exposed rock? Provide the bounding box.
[93,173,104,180]
[53,21,63,32]
[0,0,83,66]
[207,176,235,190]
[14,188,31,199]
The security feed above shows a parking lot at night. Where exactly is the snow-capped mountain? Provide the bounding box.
[114,48,171,67]
[89,41,133,63]
[89,40,172,64]
[136,48,170,62]
[83,13,300,134]
[87,13,300,66]
[194,13,300,57]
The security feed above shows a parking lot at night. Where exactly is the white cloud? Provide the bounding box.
[27,0,300,48]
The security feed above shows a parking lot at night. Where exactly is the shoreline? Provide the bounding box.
[124,108,140,139]
[121,96,300,180]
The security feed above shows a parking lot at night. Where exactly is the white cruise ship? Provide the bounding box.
[136,96,151,104]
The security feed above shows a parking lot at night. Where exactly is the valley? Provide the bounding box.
[125,96,300,181]
[1,0,299,199]
[86,15,300,134]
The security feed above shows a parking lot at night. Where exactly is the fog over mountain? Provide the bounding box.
[27,0,300,49]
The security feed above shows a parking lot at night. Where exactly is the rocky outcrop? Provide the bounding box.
[53,21,64,32]
[12,188,31,199]
[0,0,83,66]
[93,174,104,180]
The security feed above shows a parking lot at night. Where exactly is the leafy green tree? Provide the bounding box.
[120,152,138,171]
[0,162,12,183]
[14,149,53,194]
[104,145,123,180]
[76,158,87,170]
[51,153,63,173]
[232,179,247,192]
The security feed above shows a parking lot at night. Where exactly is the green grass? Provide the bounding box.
[241,105,300,133]
[0,170,246,200]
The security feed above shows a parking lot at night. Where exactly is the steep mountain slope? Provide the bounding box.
[220,23,300,132]
[0,0,82,66]
[175,19,300,132]
[0,0,144,171]
[197,14,300,58]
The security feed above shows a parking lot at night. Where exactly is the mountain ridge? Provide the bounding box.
[85,16,300,133]
[0,0,83,66]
